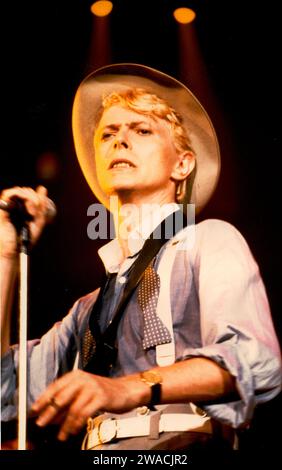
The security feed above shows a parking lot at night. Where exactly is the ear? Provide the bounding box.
[171,151,195,181]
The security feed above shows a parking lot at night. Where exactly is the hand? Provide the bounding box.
[0,186,51,258]
[31,370,149,441]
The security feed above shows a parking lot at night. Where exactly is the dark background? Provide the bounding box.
[1,0,281,453]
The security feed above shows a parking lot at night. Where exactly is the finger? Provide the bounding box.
[1,186,48,212]
[32,371,86,413]
[57,414,87,441]
[36,185,48,197]
[35,381,83,427]
[57,391,97,441]
[32,376,71,413]
[35,186,53,220]
[0,186,47,200]
[22,187,48,218]
[35,396,64,427]
[0,188,33,225]
[1,187,29,202]
[0,187,42,219]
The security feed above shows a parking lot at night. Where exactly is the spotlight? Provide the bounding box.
[90,1,113,17]
[36,152,60,181]
[173,8,196,24]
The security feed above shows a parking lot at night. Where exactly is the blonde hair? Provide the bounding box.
[101,88,194,155]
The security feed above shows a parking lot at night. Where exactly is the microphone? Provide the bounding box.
[0,196,57,222]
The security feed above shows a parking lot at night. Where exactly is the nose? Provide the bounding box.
[113,129,130,150]
[113,139,128,149]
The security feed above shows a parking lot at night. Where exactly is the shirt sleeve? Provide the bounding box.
[182,219,282,428]
[1,293,95,421]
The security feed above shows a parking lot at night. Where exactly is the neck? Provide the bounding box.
[112,196,177,258]
[116,186,176,207]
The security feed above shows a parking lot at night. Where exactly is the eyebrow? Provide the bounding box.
[100,121,152,132]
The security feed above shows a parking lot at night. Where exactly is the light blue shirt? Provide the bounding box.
[1,216,282,429]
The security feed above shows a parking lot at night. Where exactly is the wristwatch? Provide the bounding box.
[140,370,162,408]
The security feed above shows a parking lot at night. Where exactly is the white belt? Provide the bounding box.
[82,413,212,449]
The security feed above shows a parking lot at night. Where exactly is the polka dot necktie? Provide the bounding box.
[82,326,96,369]
[138,264,172,350]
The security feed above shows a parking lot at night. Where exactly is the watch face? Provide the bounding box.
[141,370,162,385]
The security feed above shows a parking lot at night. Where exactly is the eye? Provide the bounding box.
[137,128,152,135]
[101,132,114,141]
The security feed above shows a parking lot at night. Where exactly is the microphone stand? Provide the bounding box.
[17,223,30,450]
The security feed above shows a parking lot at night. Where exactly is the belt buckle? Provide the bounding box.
[98,418,117,444]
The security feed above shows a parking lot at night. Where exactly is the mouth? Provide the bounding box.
[109,159,136,170]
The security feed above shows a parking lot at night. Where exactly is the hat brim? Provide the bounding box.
[72,63,220,213]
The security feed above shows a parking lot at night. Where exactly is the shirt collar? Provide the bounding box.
[98,203,180,273]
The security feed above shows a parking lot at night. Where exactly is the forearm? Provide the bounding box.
[155,357,237,404]
[1,255,18,356]
[118,357,238,409]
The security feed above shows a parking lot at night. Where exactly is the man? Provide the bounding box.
[1,64,281,450]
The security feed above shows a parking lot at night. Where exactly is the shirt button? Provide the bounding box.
[118,276,127,284]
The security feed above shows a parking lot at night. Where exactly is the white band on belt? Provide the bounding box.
[83,413,212,449]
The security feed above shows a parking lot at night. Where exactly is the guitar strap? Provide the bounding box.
[84,209,187,375]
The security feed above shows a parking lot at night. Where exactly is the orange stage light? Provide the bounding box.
[173,8,196,24]
[90,1,113,17]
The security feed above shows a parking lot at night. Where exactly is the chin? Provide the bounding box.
[102,185,134,196]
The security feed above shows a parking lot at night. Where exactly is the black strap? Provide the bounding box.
[85,210,187,375]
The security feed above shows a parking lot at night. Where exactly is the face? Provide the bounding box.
[94,105,189,205]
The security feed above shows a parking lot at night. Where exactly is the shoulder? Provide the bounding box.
[193,219,259,274]
[75,288,100,315]
[196,218,242,237]
[76,289,100,309]
[65,288,100,331]
[172,218,255,266]
[173,218,248,248]
[195,219,250,249]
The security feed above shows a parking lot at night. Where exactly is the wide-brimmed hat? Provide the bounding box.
[72,63,220,213]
